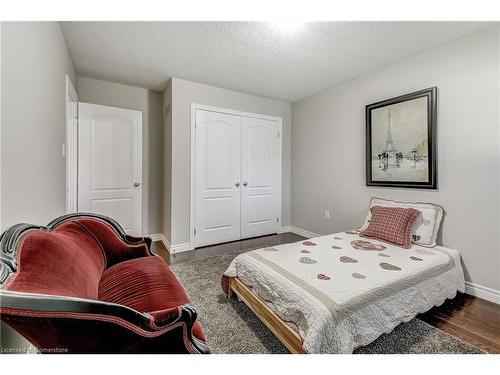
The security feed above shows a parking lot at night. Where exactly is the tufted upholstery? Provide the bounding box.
[99,256,205,341]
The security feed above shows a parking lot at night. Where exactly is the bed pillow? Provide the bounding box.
[360,206,421,249]
[358,197,444,247]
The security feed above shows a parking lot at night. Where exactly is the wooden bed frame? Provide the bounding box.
[228,277,306,354]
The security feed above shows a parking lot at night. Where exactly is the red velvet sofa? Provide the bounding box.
[0,213,209,353]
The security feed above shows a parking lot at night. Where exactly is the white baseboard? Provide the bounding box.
[170,242,192,254]
[288,226,320,239]
[148,233,164,242]
[279,225,319,238]
[148,233,192,254]
[148,233,170,252]
[465,281,500,304]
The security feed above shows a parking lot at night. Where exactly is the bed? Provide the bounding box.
[222,230,465,354]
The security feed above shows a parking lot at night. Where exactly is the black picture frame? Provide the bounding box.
[365,87,437,189]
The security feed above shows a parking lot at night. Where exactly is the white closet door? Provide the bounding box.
[195,110,242,247]
[78,103,143,235]
[241,117,281,238]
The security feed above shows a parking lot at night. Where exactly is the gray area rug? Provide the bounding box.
[170,253,484,354]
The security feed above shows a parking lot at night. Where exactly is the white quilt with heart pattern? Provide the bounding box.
[223,231,464,353]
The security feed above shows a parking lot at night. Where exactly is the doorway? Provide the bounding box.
[67,101,143,236]
[192,104,282,248]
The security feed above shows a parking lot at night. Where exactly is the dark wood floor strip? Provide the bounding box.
[420,314,499,353]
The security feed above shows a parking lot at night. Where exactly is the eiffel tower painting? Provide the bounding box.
[384,109,397,154]
[366,87,437,189]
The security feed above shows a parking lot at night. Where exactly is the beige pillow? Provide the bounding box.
[359,197,444,247]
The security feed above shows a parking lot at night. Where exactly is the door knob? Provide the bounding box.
[235,182,240,187]
[134,182,141,187]
[243,181,248,186]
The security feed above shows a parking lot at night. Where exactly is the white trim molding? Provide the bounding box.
[191,103,283,122]
[148,233,170,251]
[170,243,192,254]
[148,234,162,242]
[278,226,321,239]
[65,75,79,213]
[288,226,320,239]
[148,233,166,243]
[147,234,192,254]
[465,281,500,305]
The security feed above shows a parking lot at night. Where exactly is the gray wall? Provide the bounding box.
[1,22,77,229]
[162,80,172,241]
[1,21,77,352]
[77,77,164,235]
[169,78,292,246]
[291,26,500,291]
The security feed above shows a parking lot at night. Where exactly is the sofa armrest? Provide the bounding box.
[0,290,153,331]
[148,304,210,354]
[0,291,210,353]
[148,306,183,327]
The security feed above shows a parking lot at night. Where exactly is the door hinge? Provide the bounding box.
[194,228,197,235]
[277,217,279,223]
[277,131,280,138]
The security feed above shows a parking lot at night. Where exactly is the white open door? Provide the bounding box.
[240,117,281,238]
[194,110,242,247]
[78,103,143,235]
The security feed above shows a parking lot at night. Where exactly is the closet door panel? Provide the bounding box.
[195,110,242,247]
[241,117,281,238]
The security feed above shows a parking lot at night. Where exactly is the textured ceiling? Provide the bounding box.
[61,21,493,101]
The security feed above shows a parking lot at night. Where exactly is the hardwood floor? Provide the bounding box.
[151,233,500,354]
[419,294,500,353]
[151,232,304,266]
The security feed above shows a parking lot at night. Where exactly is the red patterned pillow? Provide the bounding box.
[360,205,421,248]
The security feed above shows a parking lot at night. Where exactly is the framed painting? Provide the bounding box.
[366,87,437,189]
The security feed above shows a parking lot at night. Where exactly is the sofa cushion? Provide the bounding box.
[98,256,205,341]
[3,221,106,299]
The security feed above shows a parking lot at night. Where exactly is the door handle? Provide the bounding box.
[235,182,240,187]
[134,182,141,187]
[243,181,248,186]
